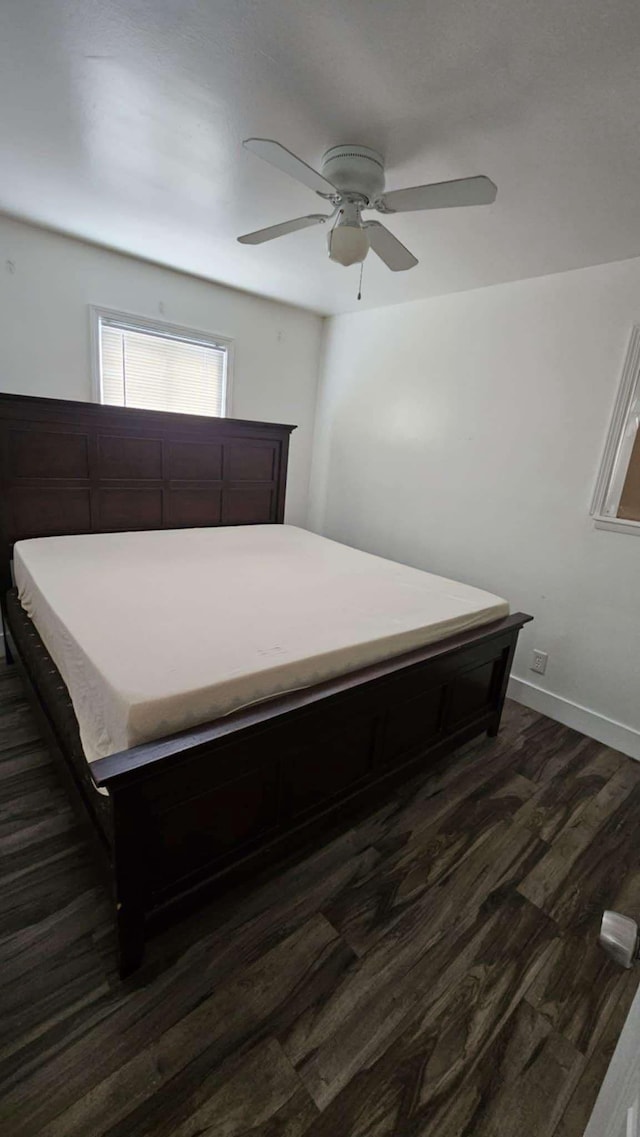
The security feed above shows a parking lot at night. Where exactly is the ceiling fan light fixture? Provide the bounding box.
[327,204,370,266]
[327,223,370,266]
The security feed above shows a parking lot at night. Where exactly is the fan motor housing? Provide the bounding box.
[321,145,385,201]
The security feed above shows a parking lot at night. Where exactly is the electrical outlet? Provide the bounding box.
[531,649,548,675]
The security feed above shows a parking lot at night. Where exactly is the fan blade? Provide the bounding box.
[365,221,418,271]
[378,175,497,214]
[237,214,329,245]
[243,138,337,196]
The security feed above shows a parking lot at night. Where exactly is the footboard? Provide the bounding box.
[92,612,531,975]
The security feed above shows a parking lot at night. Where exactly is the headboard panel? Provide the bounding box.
[0,393,295,594]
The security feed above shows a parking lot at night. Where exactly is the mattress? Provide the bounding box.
[14,525,509,765]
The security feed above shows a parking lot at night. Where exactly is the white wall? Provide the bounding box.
[0,215,323,525]
[309,257,640,755]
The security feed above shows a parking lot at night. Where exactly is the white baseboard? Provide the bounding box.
[507,675,640,761]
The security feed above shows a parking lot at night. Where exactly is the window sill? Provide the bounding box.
[593,514,640,537]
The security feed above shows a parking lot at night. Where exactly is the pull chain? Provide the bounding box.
[357,260,364,301]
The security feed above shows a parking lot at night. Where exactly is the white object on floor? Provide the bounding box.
[14,524,508,764]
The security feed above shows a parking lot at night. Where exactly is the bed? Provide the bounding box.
[0,392,532,975]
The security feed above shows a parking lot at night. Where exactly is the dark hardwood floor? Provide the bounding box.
[0,659,639,1137]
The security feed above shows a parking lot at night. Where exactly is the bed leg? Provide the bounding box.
[487,635,519,739]
[116,902,145,978]
[2,615,14,665]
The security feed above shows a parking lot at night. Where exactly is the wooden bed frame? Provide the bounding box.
[0,392,532,976]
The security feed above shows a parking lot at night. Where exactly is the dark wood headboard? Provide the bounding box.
[0,393,296,594]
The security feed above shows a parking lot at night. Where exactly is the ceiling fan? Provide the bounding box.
[238,139,497,272]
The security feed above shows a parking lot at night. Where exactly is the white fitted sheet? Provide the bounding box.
[14,525,509,765]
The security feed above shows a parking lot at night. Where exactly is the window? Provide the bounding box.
[592,326,640,535]
[91,308,231,418]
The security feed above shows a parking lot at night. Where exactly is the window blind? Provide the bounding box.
[99,319,227,417]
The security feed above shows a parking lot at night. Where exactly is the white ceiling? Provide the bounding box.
[2,0,640,315]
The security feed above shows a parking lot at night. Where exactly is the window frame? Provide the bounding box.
[89,306,234,418]
[591,324,640,537]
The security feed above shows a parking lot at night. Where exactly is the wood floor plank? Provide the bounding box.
[292,893,559,1135]
[0,661,638,1137]
[517,762,640,916]
[513,738,626,844]
[0,842,96,946]
[0,839,371,1118]
[425,998,584,1137]
[323,766,539,957]
[552,979,640,1137]
[0,702,43,753]
[512,718,594,785]
[282,824,549,1109]
[9,915,351,1137]
[164,1038,315,1137]
[546,782,640,933]
[104,1038,318,1137]
[524,917,640,1055]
